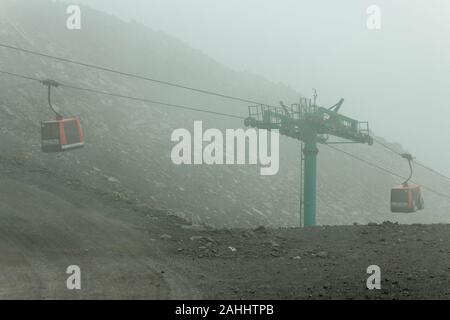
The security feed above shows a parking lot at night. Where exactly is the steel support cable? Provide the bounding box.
[0,69,245,120]
[0,43,276,107]
[324,144,450,200]
[2,68,450,201]
[373,137,450,183]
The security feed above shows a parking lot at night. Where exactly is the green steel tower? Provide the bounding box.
[244,98,373,227]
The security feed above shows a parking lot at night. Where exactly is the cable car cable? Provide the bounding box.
[0,43,277,108]
[3,44,450,183]
[0,69,245,120]
[2,68,450,201]
[324,144,450,201]
[372,137,403,156]
[412,161,450,183]
[373,137,450,183]
[60,82,246,120]
[0,81,36,91]
[2,44,450,184]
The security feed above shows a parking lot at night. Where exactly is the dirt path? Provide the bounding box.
[0,177,200,299]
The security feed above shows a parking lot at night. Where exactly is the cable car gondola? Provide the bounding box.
[40,79,84,153]
[41,117,84,152]
[390,153,424,213]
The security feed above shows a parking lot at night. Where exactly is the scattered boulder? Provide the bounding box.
[160,234,172,240]
[254,226,268,233]
[107,176,120,183]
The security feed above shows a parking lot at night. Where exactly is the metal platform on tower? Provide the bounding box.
[244,97,373,227]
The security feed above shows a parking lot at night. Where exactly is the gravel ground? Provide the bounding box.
[1,155,449,299]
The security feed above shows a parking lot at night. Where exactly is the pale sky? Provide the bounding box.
[65,0,450,175]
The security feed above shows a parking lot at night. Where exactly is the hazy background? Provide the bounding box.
[1,0,450,226]
[64,0,450,176]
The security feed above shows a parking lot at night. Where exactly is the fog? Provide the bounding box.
[1,0,450,300]
[65,0,450,176]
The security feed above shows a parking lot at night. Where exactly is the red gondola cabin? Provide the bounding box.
[390,184,424,213]
[41,117,84,152]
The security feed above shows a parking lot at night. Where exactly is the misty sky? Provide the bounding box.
[65,0,450,175]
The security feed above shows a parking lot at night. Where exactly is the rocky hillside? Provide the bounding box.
[1,0,449,228]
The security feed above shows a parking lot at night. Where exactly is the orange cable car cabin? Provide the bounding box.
[390,153,424,213]
[390,184,424,213]
[39,79,85,153]
[41,117,84,153]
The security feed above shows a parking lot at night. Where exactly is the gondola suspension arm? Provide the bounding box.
[401,153,414,186]
[41,79,63,120]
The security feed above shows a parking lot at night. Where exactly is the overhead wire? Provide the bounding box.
[0,43,275,107]
[0,69,245,120]
[5,42,448,185]
[325,144,450,200]
[1,69,450,201]
[373,137,450,183]
[2,43,449,181]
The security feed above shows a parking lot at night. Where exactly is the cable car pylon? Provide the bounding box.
[245,94,373,227]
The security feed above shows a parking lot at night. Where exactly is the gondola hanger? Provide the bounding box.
[390,153,424,213]
[400,153,414,186]
[40,79,84,153]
